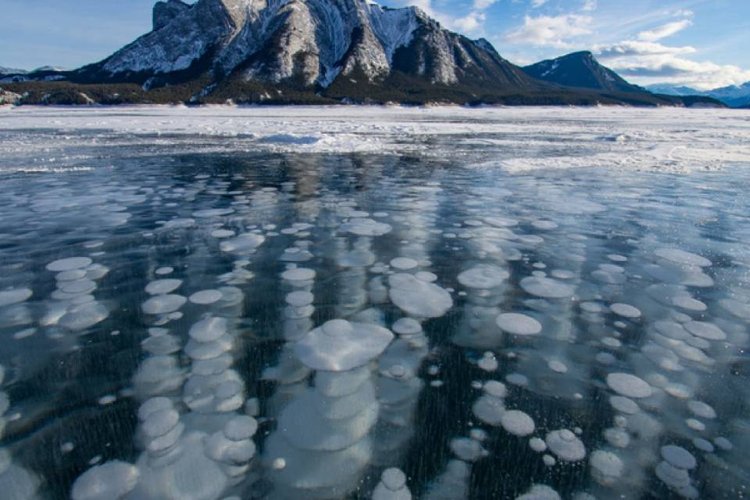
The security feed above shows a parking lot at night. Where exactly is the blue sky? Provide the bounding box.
[1,0,749,89]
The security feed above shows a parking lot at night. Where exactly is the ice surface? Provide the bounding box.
[0,105,749,500]
[1,106,749,173]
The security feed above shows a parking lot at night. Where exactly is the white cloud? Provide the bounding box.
[595,40,695,58]
[531,0,548,8]
[608,57,750,90]
[473,0,499,9]
[582,0,597,12]
[637,19,692,42]
[453,11,487,33]
[592,11,750,90]
[390,0,497,35]
[504,15,593,48]
[596,39,750,90]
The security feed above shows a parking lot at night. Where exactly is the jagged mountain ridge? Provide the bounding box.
[523,51,643,94]
[74,0,536,93]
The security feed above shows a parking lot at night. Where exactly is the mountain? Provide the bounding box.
[705,82,750,108]
[523,51,643,93]
[72,0,537,96]
[0,0,726,106]
[646,84,701,96]
[647,82,750,108]
[0,67,27,76]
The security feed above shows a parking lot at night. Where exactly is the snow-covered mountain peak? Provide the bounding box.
[76,0,534,95]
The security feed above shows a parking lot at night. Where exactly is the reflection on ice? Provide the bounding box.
[0,148,748,499]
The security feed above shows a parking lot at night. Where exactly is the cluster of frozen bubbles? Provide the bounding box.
[0,162,749,500]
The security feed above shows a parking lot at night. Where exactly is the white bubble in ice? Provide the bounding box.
[382,469,407,491]
[85,265,109,281]
[60,280,97,295]
[516,484,561,500]
[610,303,641,319]
[655,461,692,491]
[719,298,750,320]
[478,352,499,372]
[606,373,653,399]
[224,416,258,441]
[285,291,314,308]
[211,229,235,239]
[529,437,547,453]
[580,302,604,313]
[60,302,109,331]
[0,288,32,307]
[155,267,174,276]
[550,269,575,280]
[57,270,87,282]
[484,216,518,228]
[281,268,316,282]
[142,409,179,438]
[189,290,223,305]
[520,277,574,299]
[532,220,558,230]
[220,233,265,254]
[496,313,542,336]
[684,321,726,341]
[390,257,419,271]
[500,410,535,436]
[46,257,93,272]
[713,437,732,451]
[389,273,453,319]
[655,248,711,268]
[145,279,182,295]
[142,294,186,315]
[472,395,506,426]
[416,271,438,283]
[547,360,568,374]
[450,437,485,462]
[545,429,586,462]
[590,450,624,486]
[604,428,630,448]
[138,397,173,421]
[609,396,639,415]
[340,218,392,236]
[692,438,714,453]
[294,319,393,372]
[71,461,139,500]
[187,317,227,343]
[506,373,529,387]
[672,296,707,312]
[661,445,697,470]
[392,318,423,336]
[457,264,509,290]
[687,400,716,420]
[483,381,507,398]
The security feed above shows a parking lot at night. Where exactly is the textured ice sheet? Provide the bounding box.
[1,105,748,173]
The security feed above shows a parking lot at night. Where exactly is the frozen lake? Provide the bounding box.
[0,106,749,499]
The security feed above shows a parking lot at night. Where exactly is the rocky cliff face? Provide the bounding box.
[76,0,534,92]
[153,0,190,31]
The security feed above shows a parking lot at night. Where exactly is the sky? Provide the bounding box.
[1,0,749,90]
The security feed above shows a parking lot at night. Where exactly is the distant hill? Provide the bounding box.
[523,51,643,93]
[647,82,750,108]
[0,67,27,75]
